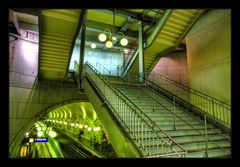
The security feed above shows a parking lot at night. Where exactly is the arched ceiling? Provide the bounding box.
[47,102,99,127]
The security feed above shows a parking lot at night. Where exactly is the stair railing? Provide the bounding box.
[124,39,138,68]
[123,71,230,155]
[146,71,231,128]
[96,62,111,78]
[83,61,187,157]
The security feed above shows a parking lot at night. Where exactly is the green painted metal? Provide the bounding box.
[122,49,139,77]
[39,9,81,79]
[175,9,205,46]
[138,21,144,82]
[66,10,87,78]
[79,13,87,89]
[128,9,205,76]
[145,9,173,48]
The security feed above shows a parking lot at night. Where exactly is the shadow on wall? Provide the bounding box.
[150,50,189,86]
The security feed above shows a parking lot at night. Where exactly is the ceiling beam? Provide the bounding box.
[12,8,39,16]
[86,19,138,38]
[105,9,157,26]
[102,16,135,51]
[76,35,130,50]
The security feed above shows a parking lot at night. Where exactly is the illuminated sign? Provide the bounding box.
[34,137,48,142]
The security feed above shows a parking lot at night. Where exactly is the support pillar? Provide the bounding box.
[79,16,86,89]
[138,21,144,83]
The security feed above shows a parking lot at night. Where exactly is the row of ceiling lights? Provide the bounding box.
[89,31,129,50]
[98,30,128,48]
[47,119,101,132]
[91,9,128,49]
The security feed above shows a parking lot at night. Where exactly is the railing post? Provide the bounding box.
[173,97,176,131]
[141,113,144,148]
[153,85,155,112]
[138,84,141,99]
[104,83,106,97]
[127,72,129,90]
[168,79,171,91]
[204,114,208,158]
[212,98,215,119]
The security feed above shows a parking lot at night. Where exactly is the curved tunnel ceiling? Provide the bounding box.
[47,102,100,127]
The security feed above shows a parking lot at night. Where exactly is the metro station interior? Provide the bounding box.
[9,9,231,158]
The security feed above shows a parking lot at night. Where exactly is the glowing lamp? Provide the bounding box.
[120,38,128,46]
[106,41,113,48]
[98,33,107,42]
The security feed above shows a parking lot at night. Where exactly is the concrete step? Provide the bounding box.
[164,129,223,137]
[125,123,215,132]
[174,140,230,152]
[185,148,231,158]
[137,134,229,147]
[136,140,230,157]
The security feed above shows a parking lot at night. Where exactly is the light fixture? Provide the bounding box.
[49,131,57,137]
[37,131,43,137]
[106,40,113,48]
[120,37,128,46]
[93,127,100,132]
[98,33,107,42]
[97,10,128,49]
[79,124,83,128]
[91,43,96,49]
[124,49,128,53]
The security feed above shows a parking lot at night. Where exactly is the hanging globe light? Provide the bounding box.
[91,43,96,49]
[98,33,107,42]
[106,40,113,48]
[120,37,128,46]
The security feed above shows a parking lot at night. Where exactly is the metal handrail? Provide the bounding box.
[147,71,231,107]
[124,39,138,68]
[123,71,230,155]
[140,84,230,154]
[96,62,111,77]
[146,71,231,127]
[83,61,187,157]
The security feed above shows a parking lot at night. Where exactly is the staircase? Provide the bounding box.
[82,62,231,158]
[128,9,204,75]
[39,9,83,79]
[82,62,187,157]
[111,82,231,158]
